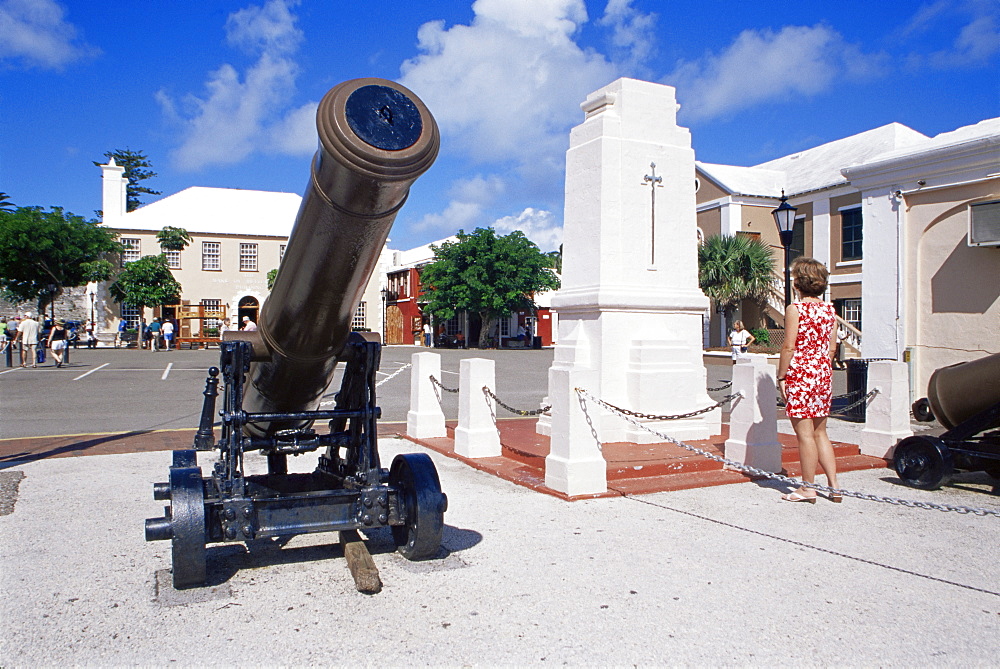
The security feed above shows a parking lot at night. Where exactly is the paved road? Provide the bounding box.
[1,440,998,665]
[0,345,743,440]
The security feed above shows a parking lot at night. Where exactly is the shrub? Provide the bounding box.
[749,328,770,346]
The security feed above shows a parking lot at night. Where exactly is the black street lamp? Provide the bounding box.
[380,287,388,344]
[771,190,798,307]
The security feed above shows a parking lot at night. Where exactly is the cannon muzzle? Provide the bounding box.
[242,78,439,435]
[926,352,1000,430]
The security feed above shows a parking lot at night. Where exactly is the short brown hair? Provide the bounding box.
[790,257,829,298]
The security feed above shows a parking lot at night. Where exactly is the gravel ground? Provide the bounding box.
[1,438,998,666]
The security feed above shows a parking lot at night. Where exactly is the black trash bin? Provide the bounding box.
[841,358,869,422]
[532,335,542,349]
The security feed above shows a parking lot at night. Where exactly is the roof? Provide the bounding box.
[696,162,785,198]
[753,123,928,194]
[845,117,1000,170]
[113,187,302,237]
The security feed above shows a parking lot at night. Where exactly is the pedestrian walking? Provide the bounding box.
[48,319,69,367]
[115,317,127,348]
[17,312,40,368]
[161,319,174,350]
[148,318,162,351]
[776,257,841,504]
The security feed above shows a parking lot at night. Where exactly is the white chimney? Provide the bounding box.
[101,158,129,224]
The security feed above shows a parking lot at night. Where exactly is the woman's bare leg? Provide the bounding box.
[790,417,818,497]
[812,416,839,489]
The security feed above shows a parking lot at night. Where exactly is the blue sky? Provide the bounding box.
[1,0,998,252]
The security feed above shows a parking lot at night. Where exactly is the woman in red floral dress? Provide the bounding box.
[776,258,841,503]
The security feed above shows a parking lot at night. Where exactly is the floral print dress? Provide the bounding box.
[785,301,836,418]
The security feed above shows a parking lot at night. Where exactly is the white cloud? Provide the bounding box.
[930,12,1000,67]
[0,0,96,70]
[666,24,886,122]
[598,0,658,73]
[493,207,561,252]
[398,0,616,167]
[412,174,506,234]
[158,0,314,171]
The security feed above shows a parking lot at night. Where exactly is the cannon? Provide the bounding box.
[144,78,447,589]
[894,352,1000,489]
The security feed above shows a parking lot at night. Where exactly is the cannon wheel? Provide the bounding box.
[894,436,954,490]
[389,453,445,560]
[911,397,934,423]
[169,466,207,589]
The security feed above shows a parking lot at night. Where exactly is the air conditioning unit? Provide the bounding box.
[969,200,1000,247]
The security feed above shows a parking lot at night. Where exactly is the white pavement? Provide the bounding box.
[1,439,999,665]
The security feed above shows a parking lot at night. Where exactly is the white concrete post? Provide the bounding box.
[100,158,128,226]
[860,361,912,458]
[724,355,782,473]
[454,358,501,458]
[406,351,446,439]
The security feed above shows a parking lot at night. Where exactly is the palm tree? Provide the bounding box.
[0,192,15,212]
[698,233,779,326]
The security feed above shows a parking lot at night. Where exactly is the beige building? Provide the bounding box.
[96,160,383,342]
[695,117,999,397]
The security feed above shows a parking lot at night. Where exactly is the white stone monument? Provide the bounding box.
[543,78,719,496]
[724,355,782,473]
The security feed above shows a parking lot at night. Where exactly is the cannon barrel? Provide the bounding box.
[926,351,1000,430]
[242,78,439,436]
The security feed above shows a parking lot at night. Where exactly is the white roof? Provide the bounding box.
[849,117,1000,167]
[114,187,302,237]
[389,236,458,269]
[696,163,785,198]
[754,123,928,194]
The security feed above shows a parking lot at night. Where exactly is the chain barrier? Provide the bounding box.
[482,386,551,416]
[589,393,741,422]
[707,380,733,391]
[375,362,411,389]
[429,375,460,394]
[575,387,1000,518]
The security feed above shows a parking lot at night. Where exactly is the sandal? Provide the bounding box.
[781,491,816,504]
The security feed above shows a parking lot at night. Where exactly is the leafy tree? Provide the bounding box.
[0,206,121,313]
[698,233,778,325]
[109,255,181,314]
[0,192,15,212]
[156,226,192,251]
[93,149,161,212]
[267,268,278,291]
[420,227,560,348]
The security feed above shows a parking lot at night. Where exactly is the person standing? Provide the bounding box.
[17,312,39,368]
[161,319,175,351]
[115,318,127,348]
[727,320,756,361]
[148,318,162,351]
[241,316,257,332]
[84,321,97,349]
[776,257,841,503]
[47,319,69,367]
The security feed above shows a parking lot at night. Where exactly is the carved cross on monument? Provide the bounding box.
[642,162,663,264]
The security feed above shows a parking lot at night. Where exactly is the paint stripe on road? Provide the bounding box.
[162,362,173,380]
[73,362,109,381]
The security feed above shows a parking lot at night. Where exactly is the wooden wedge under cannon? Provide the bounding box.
[144,78,446,589]
[895,352,1000,489]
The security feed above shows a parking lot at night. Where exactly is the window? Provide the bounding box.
[841,208,863,260]
[969,199,1000,246]
[162,246,181,269]
[352,302,366,330]
[121,304,140,330]
[499,316,512,337]
[122,238,141,265]
[837,298,862,331]
[790,216,806,260]
[202,242,221,271]
[279,244,286,263]
[240,243,258,272]
[202,299,222,329]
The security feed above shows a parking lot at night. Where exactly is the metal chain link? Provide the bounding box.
[482,386,551,416]
[429,375,460,393]
[375,362,411,389]
[575,387,1000,518]
[707,380,733,391]
[591,393,741,421]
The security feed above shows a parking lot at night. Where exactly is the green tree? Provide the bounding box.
[267,268,278,291]
[698,233,778,325]
[109,255,181,315]
[420,227,560,348]
[156,226,192,251]
[0,206,121,313]
[93,149,161,212]
[0,192,15,212]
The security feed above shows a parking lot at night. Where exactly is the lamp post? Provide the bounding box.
[380,287,388,344]
[771,190,798,307]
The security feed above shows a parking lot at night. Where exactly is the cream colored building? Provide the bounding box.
[695,118,999,397]
[97,160,384,341]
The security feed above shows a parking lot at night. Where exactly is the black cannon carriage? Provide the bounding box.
[894,352,1000,489]
[144,78,447,589]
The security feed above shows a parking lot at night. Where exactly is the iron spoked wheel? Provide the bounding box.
[389,453,446,560]
[894,436,954,490]
[169,466,207,589]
